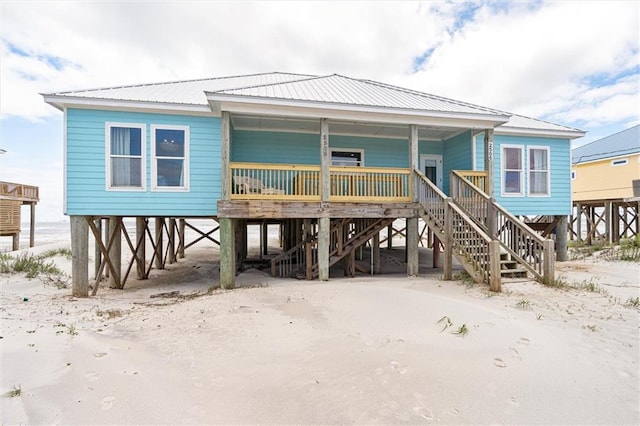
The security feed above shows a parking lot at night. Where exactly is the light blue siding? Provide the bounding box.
[231,130,410,168]
[66,108,221,216]
[443,131,473,194]
[490,135,572,215]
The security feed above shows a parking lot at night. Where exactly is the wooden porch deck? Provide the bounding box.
[0,181,40,249]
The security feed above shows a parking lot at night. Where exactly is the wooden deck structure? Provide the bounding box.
[570,198,640,244]
[0,181,39,250]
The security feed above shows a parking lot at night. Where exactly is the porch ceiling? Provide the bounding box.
[230,114,467,141]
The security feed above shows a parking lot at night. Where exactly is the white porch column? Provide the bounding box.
[409,124,419,201]
[221,111,231,200]
[483,129,495,198]
[320,118,330,203]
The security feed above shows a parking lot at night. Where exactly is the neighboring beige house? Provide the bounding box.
[572,125,640,202]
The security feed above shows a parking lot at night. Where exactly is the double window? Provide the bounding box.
[501,145,550,196]
[106,122,189,191]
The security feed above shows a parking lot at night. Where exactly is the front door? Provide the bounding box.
[420,154,443,190]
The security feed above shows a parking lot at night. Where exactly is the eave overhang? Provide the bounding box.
[41,94,212,116]
[495,125,586,140]
[206,93,511,130]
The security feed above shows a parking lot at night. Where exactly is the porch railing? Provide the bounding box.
[230,162,410,202]
[450,170,554,282]
[455,171,488,193]
[0,181,39,202]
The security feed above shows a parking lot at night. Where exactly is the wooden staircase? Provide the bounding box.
[449,170,554,283]
[270,217,395,279]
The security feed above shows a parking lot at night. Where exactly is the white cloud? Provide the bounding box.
[404,1,639,128]
[0,0,638,132]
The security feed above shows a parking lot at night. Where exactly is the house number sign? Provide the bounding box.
[488,141,494,161]
[322,133,329,158]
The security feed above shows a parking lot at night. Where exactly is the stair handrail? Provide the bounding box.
[450,170,554,282]
[270,237,309,278]
[415,169,500,290]
[414,169,448,232]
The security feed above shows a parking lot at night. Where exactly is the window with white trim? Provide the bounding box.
[529,147,550,196]
[106,123,145,190]
[330,148,364,166]
[151,125,189,190]
[501,146,523,195]
[611,158,628,167]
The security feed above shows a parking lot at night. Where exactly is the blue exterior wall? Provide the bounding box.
[474,133,572,215]
[443,131,473,194]
[231,130,409,167]
[66,108,221,216]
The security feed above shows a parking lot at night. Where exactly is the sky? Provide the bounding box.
[1,0,638,222]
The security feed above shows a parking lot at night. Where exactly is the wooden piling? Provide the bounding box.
[70,216,89,297]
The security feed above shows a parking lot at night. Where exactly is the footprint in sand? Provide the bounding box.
[509,347,521,360]
[101,396,115,410]
[509,396,520,406]
[94,352,108,358]
[517,337,530,346]
[412,392,434,421]
[85,371,100,381]
[493,358,506,368]
[390,361,407,375]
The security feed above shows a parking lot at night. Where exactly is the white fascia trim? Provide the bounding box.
[495,126,585,139]
[42,95,212,116]
[208,96,511,129]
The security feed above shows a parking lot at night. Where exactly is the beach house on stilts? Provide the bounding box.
[43,73,584,296]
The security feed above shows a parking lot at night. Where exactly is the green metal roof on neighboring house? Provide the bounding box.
[572,125,640,164]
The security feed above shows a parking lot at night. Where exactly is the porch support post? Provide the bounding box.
[221,111,231,200]
[109,216,122,289]
[576,203,582,241]
[29,202,36,248]
[406,217,419,276]
[318,217,330,281]
[154,217,164,269]
[136,217,147,279]
[320,118,330,203]
[168,218,176,264]
[556,215,568,262]
[219,217,236,289]
[70,216,89,297]
[178,219,185,258]
[262,221,269,256]
[484,129,495,197]
[372,232,381,274]
[94,219,102,279]
[604,202,612,243]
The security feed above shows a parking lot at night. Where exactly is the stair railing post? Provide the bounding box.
[487,198,497,238]
[443,198,453,280]
[489,240,501,292]
[543,239,555,284]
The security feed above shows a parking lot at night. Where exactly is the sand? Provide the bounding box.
[1,241,639,425]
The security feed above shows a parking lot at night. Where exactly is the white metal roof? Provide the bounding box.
[43,72,584,138]
[213,74,505,116]
[48,72,314,105]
